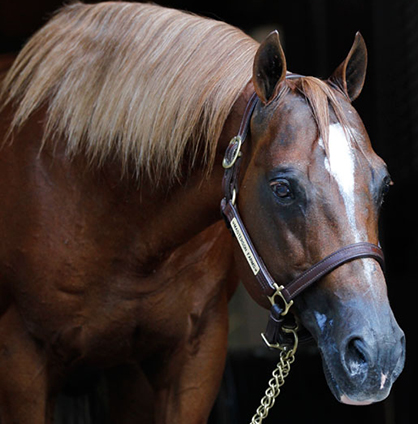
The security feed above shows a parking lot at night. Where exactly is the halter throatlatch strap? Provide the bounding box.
[220,85,385,350]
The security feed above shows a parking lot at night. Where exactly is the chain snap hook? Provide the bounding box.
[261,321,299,353]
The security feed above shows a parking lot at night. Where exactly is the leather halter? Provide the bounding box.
[220,80,385,348]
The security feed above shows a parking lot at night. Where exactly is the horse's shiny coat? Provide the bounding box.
[0,2,404,423]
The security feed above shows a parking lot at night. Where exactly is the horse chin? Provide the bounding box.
[320,350,392,406]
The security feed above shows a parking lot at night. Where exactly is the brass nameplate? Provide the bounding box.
[230,218,260,275]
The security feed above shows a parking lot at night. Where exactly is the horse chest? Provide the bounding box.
[8,221,234,368]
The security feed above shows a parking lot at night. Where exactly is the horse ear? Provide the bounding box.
[253,30,287,105]
[329,32,368,102]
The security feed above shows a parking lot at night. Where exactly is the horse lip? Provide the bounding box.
[321,352,344,401]
[321,356,380,405]
[319,345,395,405]
[339,395,373,406]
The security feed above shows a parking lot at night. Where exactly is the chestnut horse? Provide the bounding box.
[0,2,405,423]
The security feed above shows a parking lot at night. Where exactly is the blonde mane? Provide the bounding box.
[1,1,258,181]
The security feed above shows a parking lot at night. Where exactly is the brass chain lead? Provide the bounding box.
[250,329,298,424]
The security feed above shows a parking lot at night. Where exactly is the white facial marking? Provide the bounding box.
[314,311,332,332]
[323,124,360,242]
[380,373,388,390]
[320,125,379,296]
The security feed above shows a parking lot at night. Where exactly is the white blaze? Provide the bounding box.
[320,124,377,295]
[323,124,360,241]
[319,125,387,404]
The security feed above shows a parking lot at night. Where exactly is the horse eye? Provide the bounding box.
[270,179,292,199]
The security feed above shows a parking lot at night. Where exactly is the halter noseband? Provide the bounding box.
[220,81,385,349]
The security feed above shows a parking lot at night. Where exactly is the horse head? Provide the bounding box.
[234,31,405,405]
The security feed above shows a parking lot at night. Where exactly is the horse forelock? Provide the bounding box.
[0,2,258,182]
[285,76,359,154]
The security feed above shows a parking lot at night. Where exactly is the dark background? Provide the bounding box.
[0,1,414,423]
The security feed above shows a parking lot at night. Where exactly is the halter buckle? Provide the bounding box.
[267,283,294,316]
[222,136,242,169]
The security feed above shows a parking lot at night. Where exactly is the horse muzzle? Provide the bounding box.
[310,300,406,405]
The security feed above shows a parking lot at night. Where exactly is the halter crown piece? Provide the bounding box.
[220,76,385,350]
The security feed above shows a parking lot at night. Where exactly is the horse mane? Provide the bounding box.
[0,1,258,181]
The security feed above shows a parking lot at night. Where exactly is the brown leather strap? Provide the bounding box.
[237,92,259,141]
[221,198,277,296]
[282,242,385,301]
[221,198,385,303]
[222,92,259,203]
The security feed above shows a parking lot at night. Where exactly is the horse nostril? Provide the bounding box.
[344,337,369,381]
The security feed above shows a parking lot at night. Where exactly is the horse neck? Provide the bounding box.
[106,84,255,270]
[1,79,252,280]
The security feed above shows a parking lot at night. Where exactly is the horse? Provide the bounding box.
[0,2,405,423]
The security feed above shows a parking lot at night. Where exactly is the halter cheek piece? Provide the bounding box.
[220,79,385,350]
